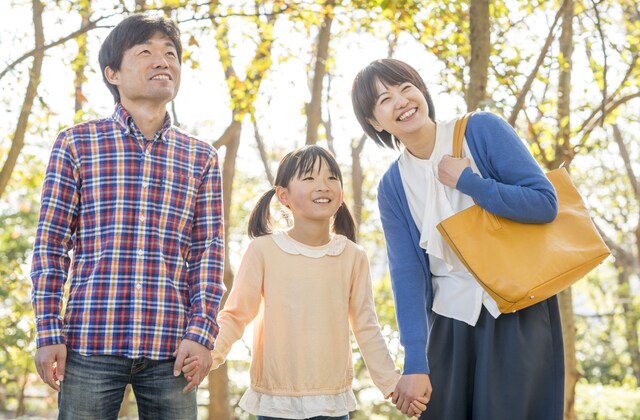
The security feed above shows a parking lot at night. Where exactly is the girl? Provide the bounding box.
[209,145,427,419]
[351,59,564,420]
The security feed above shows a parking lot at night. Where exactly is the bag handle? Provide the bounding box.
[451,112,502,231]
[452,112,474,158]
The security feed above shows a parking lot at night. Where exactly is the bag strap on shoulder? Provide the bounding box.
[452,112,475,158]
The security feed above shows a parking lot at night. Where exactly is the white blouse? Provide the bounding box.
[398,117,501,326]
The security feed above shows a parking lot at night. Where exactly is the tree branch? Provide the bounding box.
[0,0,45,198]
[590,0,608,127]
[612,124,639,199]
[0,16,108,81]
[577,91,640,144]
[508,0,566,125]
[306,0,334,145]
[252,115,274,186]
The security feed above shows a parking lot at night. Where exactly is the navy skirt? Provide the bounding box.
[421,297,564,420]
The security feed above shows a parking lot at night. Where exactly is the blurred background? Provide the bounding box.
[0,0,638,418]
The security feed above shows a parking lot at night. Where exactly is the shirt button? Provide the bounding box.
[135,283,142,290]
[137,249,143,257]
[139,215,146,222]
[142,182,149,188]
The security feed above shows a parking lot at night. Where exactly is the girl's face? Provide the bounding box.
[368,79,432,142]
[277,160,344,226]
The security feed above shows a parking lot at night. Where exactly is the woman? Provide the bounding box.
[351,58,564,420]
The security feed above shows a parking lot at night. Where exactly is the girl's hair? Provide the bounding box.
[248,145,357,242]
[351,58,436,150]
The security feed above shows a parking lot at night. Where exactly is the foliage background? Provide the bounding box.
[0,0,639,419]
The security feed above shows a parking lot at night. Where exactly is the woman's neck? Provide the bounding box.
[402,119,437,160]
[287,221,332,246]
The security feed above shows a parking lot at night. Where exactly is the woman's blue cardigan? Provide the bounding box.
[377,112,558,374]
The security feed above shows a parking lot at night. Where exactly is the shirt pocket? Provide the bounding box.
[153,169,199,235]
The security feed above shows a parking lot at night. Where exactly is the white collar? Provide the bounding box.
[271,231,347,258]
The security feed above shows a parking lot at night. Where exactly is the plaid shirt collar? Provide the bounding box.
[113,103,173,143]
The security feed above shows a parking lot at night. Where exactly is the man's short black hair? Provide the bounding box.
[98,14,182,103]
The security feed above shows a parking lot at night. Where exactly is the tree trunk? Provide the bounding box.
[611,124,640,385]
[351,135,366,238]
[208,119,241,420]
[208,1,275,411]
[0,0,45,198]
[559,289,577,420]
[617,264,640,385]
[73,0,91,120]
[208,364,231,420]
[556,0,575,169]
[254,117,274,185]
[557,0,576,418]
[15,363,29,418]
[306,0,335,145]
[466,0,490,111]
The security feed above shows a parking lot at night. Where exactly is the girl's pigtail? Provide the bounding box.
[248,188,277,239]
[333,202,357,243]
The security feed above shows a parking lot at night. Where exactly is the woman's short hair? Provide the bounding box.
[351,58,436,149]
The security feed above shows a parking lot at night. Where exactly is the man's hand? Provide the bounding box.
[173,339,212,394]
[392,373,432,416]
[438,155,471,188]
[34,344,67,392]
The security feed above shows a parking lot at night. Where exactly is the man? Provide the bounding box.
[31,14,224,418]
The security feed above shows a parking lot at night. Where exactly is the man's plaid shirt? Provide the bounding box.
[31,104,225,359]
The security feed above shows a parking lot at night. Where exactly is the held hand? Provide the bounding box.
[173,339,212,394]
[181,356,200,382]
[392,373,432,416]
[408,395,430,417]
[34,344,67,391]
[438,155,471,188]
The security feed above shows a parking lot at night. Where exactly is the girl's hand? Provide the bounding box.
[408,395,430,417]
[181,355,200,380]
[438,155,471,188]
[173,340,212,393]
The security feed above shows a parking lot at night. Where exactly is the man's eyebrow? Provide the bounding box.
[138,40,177,49]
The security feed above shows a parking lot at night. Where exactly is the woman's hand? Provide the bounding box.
[392,373,432,416]
[438,155,471,188]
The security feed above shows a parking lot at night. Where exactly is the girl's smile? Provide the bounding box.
[277,160,344,231]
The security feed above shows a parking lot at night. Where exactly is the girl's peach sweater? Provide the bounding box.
[211,232,401,398]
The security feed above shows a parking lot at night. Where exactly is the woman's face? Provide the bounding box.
[368,79,432,141]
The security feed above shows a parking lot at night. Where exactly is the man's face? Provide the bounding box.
[105,32,181,108]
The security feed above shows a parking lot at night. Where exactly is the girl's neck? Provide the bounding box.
[287,221,332,247]
[402,119,437,160]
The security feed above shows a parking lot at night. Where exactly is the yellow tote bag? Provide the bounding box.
[436,113,610,313]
